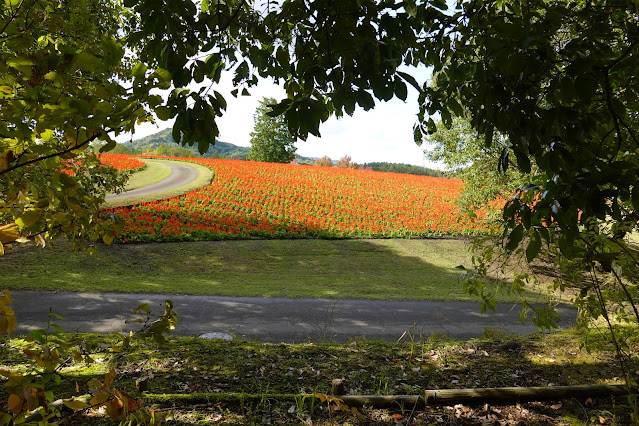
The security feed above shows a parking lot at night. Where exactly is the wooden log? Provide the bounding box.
[338,395,422,408]
[424,384,631,405]
[140,384,634,410]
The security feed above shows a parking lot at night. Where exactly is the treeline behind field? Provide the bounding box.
[105,128,442,177]
[361,162,443,177]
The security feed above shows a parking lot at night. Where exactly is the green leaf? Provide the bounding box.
[521,204,531,229]
[483,125,494,148]
[448,98,463,117]
[574,75,598,102]
[526,230,542,262]
[198,138,208,154]
[354,90,375,110]
[631,185,639,210]
[6,55,33,77]
[201,0,209,12]
[193,61,205,83]
[394,79,407,101]
[152,68,172,84]
[397,71,422,93]
[430,0,447,10]
[127,31,145,45]
[538,226,550,243]
[155,106,173,120]
[72,52,103,72]
[133,303,150,314]
[16,210,42,228]
[505,224,524,251]
[100,138,116,152]
[131,63,148,78]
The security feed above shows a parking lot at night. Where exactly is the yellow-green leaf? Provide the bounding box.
[40,129,54,142]
[104,368,116,387]
[63,399,91,411]
[90,392,110,407]
[6,56,33,67]
[8,393,23,414]
[102,232,114,245]
[0,223,18,243]
[16,210,42,228]
[314,393,327,402]
[0,290,11,305]
[0,150,13,170]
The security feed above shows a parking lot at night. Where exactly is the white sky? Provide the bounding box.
[124,68,439,169]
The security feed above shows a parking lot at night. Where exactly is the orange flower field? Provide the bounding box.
[102,156,489,242]
[99,153,146,171]
[61,153,144,176]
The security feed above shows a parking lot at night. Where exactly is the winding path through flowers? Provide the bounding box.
[105,161,200,201]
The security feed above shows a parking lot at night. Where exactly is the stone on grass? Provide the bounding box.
[199,332,233,341]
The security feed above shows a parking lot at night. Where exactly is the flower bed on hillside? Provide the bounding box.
[103,156,491,242]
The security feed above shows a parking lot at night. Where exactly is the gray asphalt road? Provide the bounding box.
[105,162,199,200]
[10,291,576,343]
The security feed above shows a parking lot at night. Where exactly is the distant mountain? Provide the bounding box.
[113,129,443,176]
[117,128,251,160]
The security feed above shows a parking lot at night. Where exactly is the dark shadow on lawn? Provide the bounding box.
[4,239,576,342]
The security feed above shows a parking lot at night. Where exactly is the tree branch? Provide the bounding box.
[603,71,623,157]
[0,0,29,35]
[606,41,638,72]
[611,268,639,324]
[0,133,101,176]
[219,0,247,34]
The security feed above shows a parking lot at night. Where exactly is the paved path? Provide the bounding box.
[105,162,199,201]
[10,291,577,343]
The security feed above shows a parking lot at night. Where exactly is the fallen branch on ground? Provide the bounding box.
[141,384,633,408]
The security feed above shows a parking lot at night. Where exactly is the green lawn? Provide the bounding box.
[1,238,545,302]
